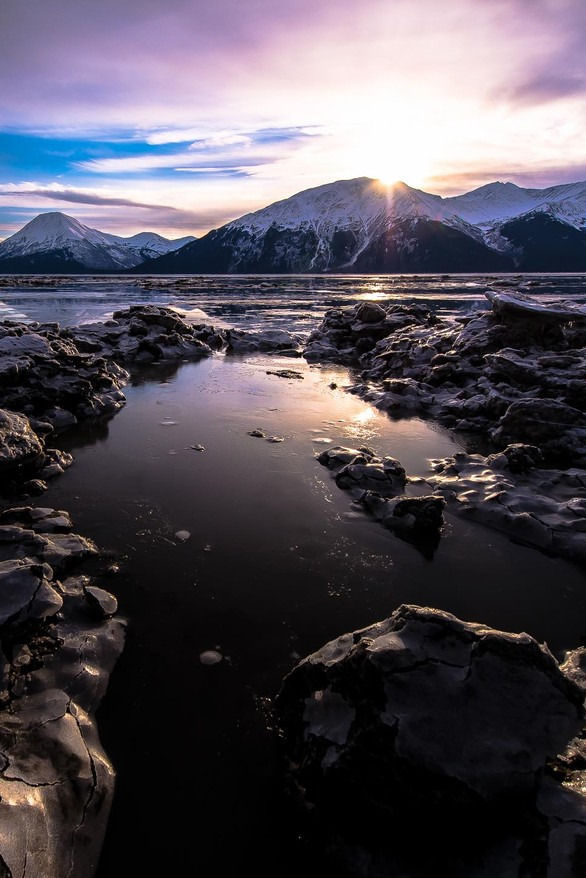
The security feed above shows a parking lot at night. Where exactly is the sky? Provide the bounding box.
[1,0,586,239]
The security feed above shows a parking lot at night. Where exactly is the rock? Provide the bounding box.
[226,328,302,354]
[43,406,78,429]
[21,479,47,496]
[362,493,446,534]
[0,409,44,471]
[276,605,584,824]
[334,456,407,497]
[266,369,304,379]
[84,585,119,618]
[489,443,543,474]
[535,778,586,878]
[0,333,54,357]
[200,650,223,665]
[0,506,125,878]
[492,399,585,459]
[561,647,586,695]
[0,308,218,449]
[0,559,58,625]
[303,293,586,468]
[353,301,388,324]
[486,290,586,323]
[316,444,442,551]
[316,445,376,469]
[0,507,72,533]
[303,293,586,557]
[39,532,98,567]
[248,429,266,438]
[428,447,586,562]
[304,302,437,364]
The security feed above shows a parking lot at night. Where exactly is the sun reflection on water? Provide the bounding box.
[344,408,379,440]
[356,291,389,301]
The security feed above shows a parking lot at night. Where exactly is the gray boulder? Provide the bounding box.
[276,605,583,814]
[0,409,44,471]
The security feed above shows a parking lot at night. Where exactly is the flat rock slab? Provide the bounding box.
[486,290,586,322]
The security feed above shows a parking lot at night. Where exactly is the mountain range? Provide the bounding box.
[2,177,586,274]
[0,212,195,272]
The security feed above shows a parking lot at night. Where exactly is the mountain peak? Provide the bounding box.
[0,212,198,270]
[5,211,101,247]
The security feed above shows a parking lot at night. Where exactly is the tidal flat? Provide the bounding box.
[43,350,586,876]
[2,275,586,876]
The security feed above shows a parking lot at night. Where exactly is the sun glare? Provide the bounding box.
[367,142,432,187]
[341,116,434,188]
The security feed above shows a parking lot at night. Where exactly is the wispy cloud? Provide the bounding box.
[75,153,269,174]
[499,74,586,106]
[0,182,171,210]
[75,127,321,175]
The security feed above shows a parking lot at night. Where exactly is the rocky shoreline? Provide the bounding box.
[1,292,586,875]
[305,291,586,562]
[0,305,221,877]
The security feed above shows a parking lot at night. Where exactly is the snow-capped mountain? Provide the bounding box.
[4,178,586,275]
[136,177,586,274]
[444,180,586,229]
[0,212,196,272]
[123,232,196,258]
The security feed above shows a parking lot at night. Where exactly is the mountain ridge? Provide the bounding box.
[3,176,586,274]
[134,176,586,274]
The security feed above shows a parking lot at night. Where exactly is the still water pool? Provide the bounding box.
[39,346,586,877]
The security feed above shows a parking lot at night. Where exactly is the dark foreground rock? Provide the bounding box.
[0,408,73,497]
[276,605,586,877]
[0,409,44,471]
[0,507,124,878]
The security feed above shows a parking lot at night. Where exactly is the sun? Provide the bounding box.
[366,142,432,188]
[341,119,433,188]
[375,169,402,186]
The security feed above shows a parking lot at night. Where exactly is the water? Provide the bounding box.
[3,274,586,875]
[2,272,586,331]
